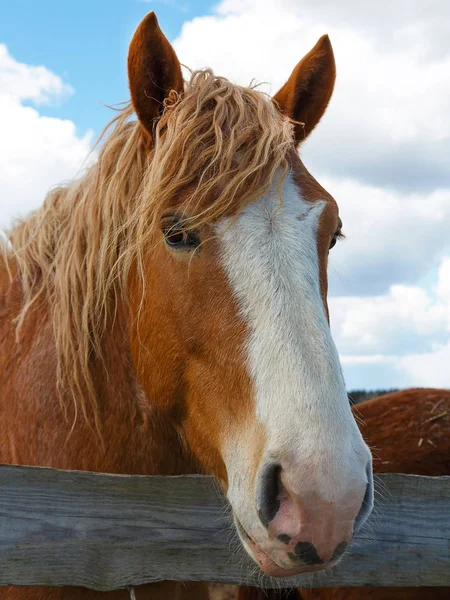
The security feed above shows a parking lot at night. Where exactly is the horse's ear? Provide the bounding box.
[128,12,184,136]
[273,35,336,144]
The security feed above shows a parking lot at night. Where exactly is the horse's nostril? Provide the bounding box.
[294,541,323,565]
[354,462,374,533]
[331,541,349,562]
[257,462,282,528]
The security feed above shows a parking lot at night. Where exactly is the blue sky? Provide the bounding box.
[1,0,449,390]
[1,0,213,135]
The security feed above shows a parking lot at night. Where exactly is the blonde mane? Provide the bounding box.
[2,69,294,432]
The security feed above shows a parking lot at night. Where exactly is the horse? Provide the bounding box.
[0,11,374,600]
[238,388,450,600]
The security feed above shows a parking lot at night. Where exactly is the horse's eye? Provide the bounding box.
[329,230,341,251]
[329,235,337,250]
[163,226,200,249]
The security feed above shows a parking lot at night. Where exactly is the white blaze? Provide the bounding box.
[218,171,366,502]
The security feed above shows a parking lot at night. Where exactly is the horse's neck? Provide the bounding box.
[0,267,194,476]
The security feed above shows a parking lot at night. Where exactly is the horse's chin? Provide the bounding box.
[245,538,329,577]
[234,516,333,578]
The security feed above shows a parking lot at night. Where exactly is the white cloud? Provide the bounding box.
[330,257,450,354]
[436,257,450,300]
[399,341,450,387]
[340,354,397,366]
[330,257,450,386]
[0,44,73,104]
[0,46,92,230]
[325,177,450,296]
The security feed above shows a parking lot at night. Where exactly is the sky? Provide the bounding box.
[1,0,449,390]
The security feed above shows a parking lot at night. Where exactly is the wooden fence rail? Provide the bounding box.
[0,465,449,590]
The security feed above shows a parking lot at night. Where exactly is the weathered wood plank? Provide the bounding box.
[0,464,449,589]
